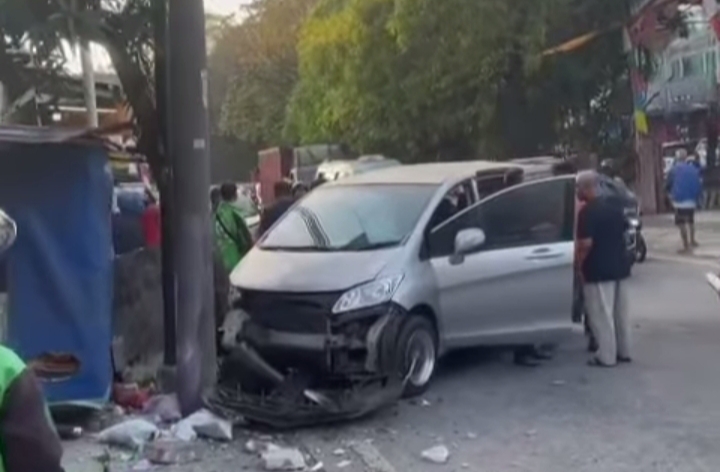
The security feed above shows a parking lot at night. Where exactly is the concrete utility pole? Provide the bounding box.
[153,0,177,384]
[79,41,98,128]
[167,0,216,414]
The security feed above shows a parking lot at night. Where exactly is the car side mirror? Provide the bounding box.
[0,209,17,254]
[450,228,485,264]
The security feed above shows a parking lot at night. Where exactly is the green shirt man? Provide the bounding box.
[214,184,254,273]
[0,345,63,472]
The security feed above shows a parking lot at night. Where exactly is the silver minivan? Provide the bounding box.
[227,161,576,398]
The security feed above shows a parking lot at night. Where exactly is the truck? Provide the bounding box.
[256,144,353,206]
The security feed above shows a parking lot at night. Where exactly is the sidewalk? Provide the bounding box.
[644,211,720,262]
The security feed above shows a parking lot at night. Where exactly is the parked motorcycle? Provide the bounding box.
[0,209,16,253]
[627,214,647,264]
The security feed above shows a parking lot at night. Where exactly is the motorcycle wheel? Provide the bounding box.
[636,235,647,263]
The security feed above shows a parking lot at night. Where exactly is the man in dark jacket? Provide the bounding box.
[258,181,294,237]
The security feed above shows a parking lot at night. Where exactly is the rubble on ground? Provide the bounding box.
[260,444,307,471]
[421,445,450,464]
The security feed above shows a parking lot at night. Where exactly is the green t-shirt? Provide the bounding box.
[214,201,253,272]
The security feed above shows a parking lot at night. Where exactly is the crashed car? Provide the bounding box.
[208,161,577,428]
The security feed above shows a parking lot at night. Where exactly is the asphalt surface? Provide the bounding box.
[64,257,720,472]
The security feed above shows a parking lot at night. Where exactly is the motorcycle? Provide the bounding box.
[0,209,16,254]
[627,214,647,264]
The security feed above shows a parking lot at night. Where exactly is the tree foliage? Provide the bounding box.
[285,0,633,160]
[211,0,318,147]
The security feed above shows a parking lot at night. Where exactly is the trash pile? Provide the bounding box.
[84,390,233,469]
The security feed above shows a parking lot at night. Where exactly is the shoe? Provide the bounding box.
[692,240,700,248]
[617,356,632,364]
[587,338,599,353]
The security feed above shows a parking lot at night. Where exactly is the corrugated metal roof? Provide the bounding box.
[0,124,131,147]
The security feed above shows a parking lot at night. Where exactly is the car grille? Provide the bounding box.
[239,290,341,334]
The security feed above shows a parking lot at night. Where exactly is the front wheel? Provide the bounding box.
[397,316,438,398]
[636,234,647,263]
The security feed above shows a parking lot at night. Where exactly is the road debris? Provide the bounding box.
[142,394,182,423]
[132,459,152,470]
[466,432,477,440]
[421,399,432,407]
[172,408,233,441]
[421,445,450,464]
[309,461,324,471]
[261,445,307,471]
[144,438,202,465]
[333,448,346,456]
[97,418,158,449]
[337,460,352,468]
[461,463,470,469]
[245,439,260,453]
[551,379,566,386]
[351,440,397,472]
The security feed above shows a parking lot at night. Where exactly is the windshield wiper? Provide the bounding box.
[261,245,335,252]
[341,241,400,251]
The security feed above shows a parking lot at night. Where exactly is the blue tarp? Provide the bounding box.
[0,142,113,405]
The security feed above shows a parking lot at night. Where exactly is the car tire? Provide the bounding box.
[636,235,647,263]
[396,315,438,399]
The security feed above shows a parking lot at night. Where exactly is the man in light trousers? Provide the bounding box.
[575,171,632,367]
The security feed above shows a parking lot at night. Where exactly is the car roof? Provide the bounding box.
[327,161,522,186]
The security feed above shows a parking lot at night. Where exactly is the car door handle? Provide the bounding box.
[525,247,562,260]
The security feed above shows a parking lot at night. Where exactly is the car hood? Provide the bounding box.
[230,247,399,292]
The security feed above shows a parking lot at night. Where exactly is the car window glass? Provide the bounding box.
[427,181,473,229]
[428,178,573,259]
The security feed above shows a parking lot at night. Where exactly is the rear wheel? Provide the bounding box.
[397,316,438,398]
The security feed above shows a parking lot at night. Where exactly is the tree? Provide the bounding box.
[286,0,635,161]
[212,0,318,147]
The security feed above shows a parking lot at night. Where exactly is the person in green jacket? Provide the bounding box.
[214,183,254,273]
[0,345,64,472]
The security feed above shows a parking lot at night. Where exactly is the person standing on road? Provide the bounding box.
[576,170,632,367]
[214,182,254,273]
[666,149,703,253]
[258,181,295,237]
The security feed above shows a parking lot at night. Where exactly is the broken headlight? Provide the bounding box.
[332,275,404,314]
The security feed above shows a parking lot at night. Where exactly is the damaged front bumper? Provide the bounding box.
[206,301,409,428]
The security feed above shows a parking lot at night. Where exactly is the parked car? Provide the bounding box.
[315,155,402,182]
[214,161,576,426]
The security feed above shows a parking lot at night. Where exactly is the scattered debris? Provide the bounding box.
[461,463,470,469]
[421,445,450,464]
[97,418,158,449]
[142,394,182,423]
[421,399,432,407]
[56,424,83,440]
[132,459,152,470]
[337,460,352,468]
[309,461,324,471]
[245,439,259,454]
[172,409,233,442]
[551,380,566,386]
[466,432,477,440]
[333,448,346,456]
[261,445,306,471]
[144,438,202,465]
[351,440,397,472]
[113,382,152,410]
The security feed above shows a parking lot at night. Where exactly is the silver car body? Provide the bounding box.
[231,161,576,355]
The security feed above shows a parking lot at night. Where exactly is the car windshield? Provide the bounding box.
[260,184,437,252]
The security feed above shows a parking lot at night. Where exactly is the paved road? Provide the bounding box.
[64,258,720,472]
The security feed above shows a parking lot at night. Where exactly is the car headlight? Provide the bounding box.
[332,275,404,314]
